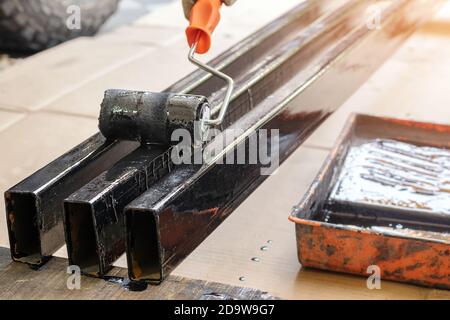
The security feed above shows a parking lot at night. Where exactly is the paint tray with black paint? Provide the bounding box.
[290,113,450,289]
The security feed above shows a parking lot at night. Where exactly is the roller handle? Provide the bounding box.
[185,0,222,54]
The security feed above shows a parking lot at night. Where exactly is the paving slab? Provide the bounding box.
[0,109,26,133]
[99,0,170,33]
[42,36,240,117]
[96,24,182,47]
[304,6,450,149]
[0,37,158,111]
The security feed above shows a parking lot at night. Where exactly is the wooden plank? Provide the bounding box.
[0,247,276,300]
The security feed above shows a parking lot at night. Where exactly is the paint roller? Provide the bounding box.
[98,0,233,145]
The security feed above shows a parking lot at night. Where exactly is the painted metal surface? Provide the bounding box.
[99,89,210,145]
[4,0,328,266]
[3,0,444,283]
[291,217,449,289]
[64,0,341,277]
[126,0,445,283]
[327,139,450,232]
[4,135,139,265]
[290,114,450,289]
[63,146,169,276]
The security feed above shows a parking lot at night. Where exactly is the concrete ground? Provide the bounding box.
[0,0,175,72]
[100,0,174,32]
[0,0,449,299]
[0,54,18,72]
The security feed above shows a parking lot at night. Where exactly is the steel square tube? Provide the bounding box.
[3,0,333,266]
[60,0,351,275]
[4,135,138,265]
[125,0,444,283]
[64,146,171,276]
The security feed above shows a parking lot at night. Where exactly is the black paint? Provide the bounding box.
[99,89,209,145]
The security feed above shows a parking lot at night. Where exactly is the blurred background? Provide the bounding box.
[0,0,176,72]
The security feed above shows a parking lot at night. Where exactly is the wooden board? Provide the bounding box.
[0,247,275,300]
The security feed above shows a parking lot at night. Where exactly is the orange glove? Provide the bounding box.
[185,0,235,54]
[182,0,236,19]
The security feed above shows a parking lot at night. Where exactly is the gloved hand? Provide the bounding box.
[182,0,237,19]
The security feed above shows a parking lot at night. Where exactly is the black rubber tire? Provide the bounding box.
[0,0,120,52]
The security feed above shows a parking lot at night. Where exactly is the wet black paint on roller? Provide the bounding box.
[99,89,209,145]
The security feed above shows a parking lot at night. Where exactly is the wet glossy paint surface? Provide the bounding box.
[331,139,450,216]
[291,114,450,289]
[127,0,446,282]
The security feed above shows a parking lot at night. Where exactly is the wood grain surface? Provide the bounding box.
[0,247,276,300]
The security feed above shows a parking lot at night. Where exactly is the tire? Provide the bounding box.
[0,0,120,52]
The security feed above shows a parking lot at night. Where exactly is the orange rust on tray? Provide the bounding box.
[292,220,450,289]
[383,116,450,134]
[289,114,450,289]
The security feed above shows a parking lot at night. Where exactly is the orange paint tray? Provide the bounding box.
[290,113,450,289]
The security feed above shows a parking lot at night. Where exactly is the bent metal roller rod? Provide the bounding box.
[4,0,443,282]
